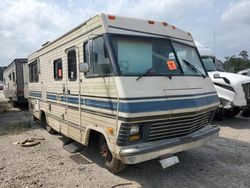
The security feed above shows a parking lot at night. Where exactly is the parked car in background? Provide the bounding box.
[3,58,28,107]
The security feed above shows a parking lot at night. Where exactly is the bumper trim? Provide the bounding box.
[119,125,219,164]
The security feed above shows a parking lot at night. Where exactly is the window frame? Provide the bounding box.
[67,49,77,81]
[12,72,15,82]
[29,60,39,83]
[108,33,208,77]
[53,58,63,81]
[83,36,113,78]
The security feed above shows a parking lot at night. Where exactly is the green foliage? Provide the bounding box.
[224,50,250,73]
[0,67,6,81]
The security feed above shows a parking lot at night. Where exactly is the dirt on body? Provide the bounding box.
[0,91,249,188]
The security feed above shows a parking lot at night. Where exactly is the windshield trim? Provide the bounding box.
[107,33,208,77]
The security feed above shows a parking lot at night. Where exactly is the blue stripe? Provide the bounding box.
[119,95,219,113]
[29,91,42,98]
[46,94,219,113]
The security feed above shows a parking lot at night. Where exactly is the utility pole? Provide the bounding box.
[213,29,216,57]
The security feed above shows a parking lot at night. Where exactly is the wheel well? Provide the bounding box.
[88,130,104,147]
[39,110,46,121]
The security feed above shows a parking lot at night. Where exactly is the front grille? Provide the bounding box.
[242,83,250,102]
[146,112,211,142]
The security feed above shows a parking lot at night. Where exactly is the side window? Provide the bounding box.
[9,73,11,81]
[68,50,77,81]
[12,72,15,82]
[84,37,112,77]
[53,58,63,80]
[29,60,39,83]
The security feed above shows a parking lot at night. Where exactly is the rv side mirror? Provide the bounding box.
[79,63,89,73]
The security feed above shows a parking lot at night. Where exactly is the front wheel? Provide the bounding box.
[225,107,241,118]
[99,136,125,174]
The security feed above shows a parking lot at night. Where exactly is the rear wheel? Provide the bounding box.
[41,113,56,134]
[99,136,125,174]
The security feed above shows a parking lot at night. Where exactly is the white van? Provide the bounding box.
[28,14,220,173]
[201,56,250,118]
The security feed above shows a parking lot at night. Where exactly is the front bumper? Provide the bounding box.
[119,125,219,164]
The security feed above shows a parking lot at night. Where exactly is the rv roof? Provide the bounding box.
[29,14,194,59]
[101,14,193,42]
[4,58,27,71]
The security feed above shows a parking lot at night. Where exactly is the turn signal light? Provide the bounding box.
[108,15,116,20]
[107,127,114,134]
[162,22,168,26]
[148,20,155,24]
[172,25,176,30]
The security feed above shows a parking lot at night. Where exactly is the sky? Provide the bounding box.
[0,0,250,66]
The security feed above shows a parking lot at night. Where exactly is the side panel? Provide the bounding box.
[3,63,16,100]
[28,15,118,151]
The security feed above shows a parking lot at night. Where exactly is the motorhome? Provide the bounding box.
[201,56,250,118]
[3,58,28,106]
[28,14,220,173]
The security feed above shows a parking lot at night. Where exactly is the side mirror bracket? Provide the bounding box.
[79,62,89,73]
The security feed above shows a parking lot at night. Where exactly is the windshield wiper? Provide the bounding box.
[136,67,154,81]
[182,59,206,78]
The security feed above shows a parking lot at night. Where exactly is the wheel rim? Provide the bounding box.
[100,144,112,162]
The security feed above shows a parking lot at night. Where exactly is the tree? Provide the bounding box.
[224,50,250,73]
[239,50,248,61]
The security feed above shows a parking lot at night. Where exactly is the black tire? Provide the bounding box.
[225,108,241,118]
[215,108,224,121]
[99,136,125,174]
[241,109,250,118]
[41,113,56,134]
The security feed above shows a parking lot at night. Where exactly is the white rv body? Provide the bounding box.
[201,56,250,117]
[28,14,220,173]
[3,58,28,106]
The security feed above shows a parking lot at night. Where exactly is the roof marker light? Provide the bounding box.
[172,25,176,30]
[108,15,116,20]
[162,22,168,26]
[148,20,155,24]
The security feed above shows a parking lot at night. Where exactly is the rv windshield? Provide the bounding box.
[201,56,217,72]
[110,35,206,77]
[172,42,206,76]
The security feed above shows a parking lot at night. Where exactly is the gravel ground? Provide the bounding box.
[0,90,249,188]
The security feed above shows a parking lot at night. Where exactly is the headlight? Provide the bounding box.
[129,124,140,142]
[130,124,140,135]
